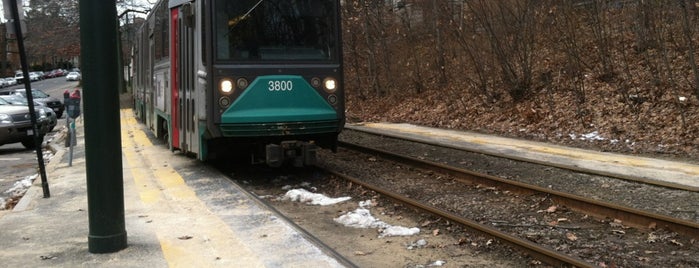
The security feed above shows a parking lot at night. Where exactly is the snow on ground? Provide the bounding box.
[0,174,38,210]
[570,131,606,141]
[5,174,37,196]
[281,189,420,238]
[333,200,420,238]
[282,188,352,205]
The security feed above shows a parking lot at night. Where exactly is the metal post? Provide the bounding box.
[80,0,127,253]
[7,0,50,198]
[68,118,74,167]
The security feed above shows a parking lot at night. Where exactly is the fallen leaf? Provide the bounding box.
[433,229,440,236]
[354,251,367,256]
[546,205,557,213]
[178,235,193,240]
[612,230,626,235]
[670,239,684,246]
[566,232,578,241]
[648,222,657,230]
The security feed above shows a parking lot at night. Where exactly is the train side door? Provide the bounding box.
[171,3,197,154]
[170,8,180,151]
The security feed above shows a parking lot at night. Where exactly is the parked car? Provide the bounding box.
[66,72,81,81]
[28,72,40,82]
[0,78,7,88]
[4,77,17,86]
[0,97,48,149]
[0,95,57,131]
[14,73,24,84]
[0,88,64,118]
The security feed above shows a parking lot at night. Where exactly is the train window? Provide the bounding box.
[213,0,338,62]
[201,0,207,66]
[153,2,169,61]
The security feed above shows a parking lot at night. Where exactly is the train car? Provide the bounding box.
[132,0,344,166]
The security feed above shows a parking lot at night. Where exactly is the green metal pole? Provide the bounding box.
[7,0,50,198]
[79,0,127,253]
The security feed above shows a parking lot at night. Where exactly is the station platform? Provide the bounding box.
[0,110,348,267]
[347,123,699,192]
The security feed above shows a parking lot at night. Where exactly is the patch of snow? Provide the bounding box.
[579,131,605,141]
[570,131,627,144]
[358,199,375,208]
[4,174,37,197]
[407,239,428,250]
[381,225,420,237]
[429,260,447,266]
[334,207,420,238]
[334,208,387,229]
[0,197,6,210]
[282,188,351,206]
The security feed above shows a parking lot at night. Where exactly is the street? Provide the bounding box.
[0,77,79,210]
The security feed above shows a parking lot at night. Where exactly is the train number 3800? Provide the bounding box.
[268,80,294,91]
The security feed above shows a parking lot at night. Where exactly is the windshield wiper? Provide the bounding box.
[228,0,264,29]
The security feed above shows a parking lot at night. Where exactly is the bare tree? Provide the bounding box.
[678,0,699,100]
[466,0,541,101]
[548,1,591,127]
[22,0,80,69]
[585,0,616,81]
[430,0,447,85]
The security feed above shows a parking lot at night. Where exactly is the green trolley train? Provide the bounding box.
[132,0,344,166]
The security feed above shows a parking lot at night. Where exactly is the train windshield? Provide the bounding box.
[214,0,338,62]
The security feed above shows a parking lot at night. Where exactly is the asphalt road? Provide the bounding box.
[0,77,79,210]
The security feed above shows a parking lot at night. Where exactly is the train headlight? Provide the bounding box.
[220,79,234,94]
[323,78,337,92]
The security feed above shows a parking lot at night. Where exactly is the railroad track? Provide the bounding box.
[315,137,699,266]
[337,140,699,239]
[318,164,593,267]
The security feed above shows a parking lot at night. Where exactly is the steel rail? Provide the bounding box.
[338,141,699,240]
[318,165,594,267]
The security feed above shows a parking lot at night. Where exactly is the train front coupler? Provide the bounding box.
[265,141,317,167]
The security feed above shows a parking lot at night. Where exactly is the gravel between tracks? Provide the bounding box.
[230,165,529,267]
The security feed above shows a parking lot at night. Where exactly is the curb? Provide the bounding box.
[12,127,68,212]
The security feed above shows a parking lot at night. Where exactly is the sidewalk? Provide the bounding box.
[0,120,167,267]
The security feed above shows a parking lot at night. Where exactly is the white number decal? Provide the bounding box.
[268,80,293,91]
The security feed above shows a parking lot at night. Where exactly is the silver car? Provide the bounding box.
[0,95,56,131]
[66,72,81,81]
[0,97,48,149]
[4,77,17,86]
